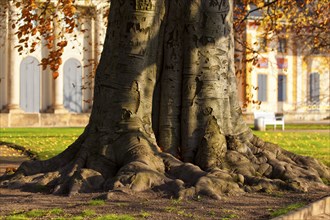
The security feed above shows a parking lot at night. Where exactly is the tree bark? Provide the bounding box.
[1,0,329,198]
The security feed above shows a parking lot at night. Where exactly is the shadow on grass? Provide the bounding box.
[0,141,39,160]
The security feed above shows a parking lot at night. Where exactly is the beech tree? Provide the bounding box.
[1,0,329,198]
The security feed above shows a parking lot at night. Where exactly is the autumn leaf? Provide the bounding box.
[57,41,68,47]
[52,72,59,79]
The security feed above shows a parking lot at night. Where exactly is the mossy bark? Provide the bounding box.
[1,0,329,199]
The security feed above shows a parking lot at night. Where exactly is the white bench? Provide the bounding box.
[253,112,285,131]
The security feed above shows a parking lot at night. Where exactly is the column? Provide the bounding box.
[41,36,53,112]
[0,1,8,111]
[53,76,67,113]
[91,4,106,111]
[83,16,92,112]
[6,1,22,113]
[296,48,303,111]
[94,4,105,63]
[52,15,67,113]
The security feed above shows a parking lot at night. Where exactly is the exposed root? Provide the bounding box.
[1,128,329,199]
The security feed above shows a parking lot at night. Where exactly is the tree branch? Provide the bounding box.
[239,0,279,24]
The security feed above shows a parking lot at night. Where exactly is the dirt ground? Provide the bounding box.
[0,145,329,220]
[0,187,329,219]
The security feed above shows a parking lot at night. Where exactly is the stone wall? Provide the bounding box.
[0,113,90,127]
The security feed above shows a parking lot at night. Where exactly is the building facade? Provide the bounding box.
[0,0,108,127]
[236,12,330,121]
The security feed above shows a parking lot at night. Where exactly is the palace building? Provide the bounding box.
[235,5,330,121]
[0,0,108,127]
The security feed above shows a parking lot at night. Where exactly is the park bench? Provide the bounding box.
[253,112,285,131]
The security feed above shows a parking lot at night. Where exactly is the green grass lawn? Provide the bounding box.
[284,123,330,130]
[248,123,330,130]
[254,131,330,167]
[0,127,84,160]
[0,126,329,166]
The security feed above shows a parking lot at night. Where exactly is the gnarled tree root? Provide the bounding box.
[1,131,329,199]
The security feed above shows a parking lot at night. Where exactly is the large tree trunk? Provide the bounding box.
[1,0,329,198]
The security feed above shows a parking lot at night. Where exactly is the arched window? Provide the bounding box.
[63,58,82,113]
[20,56,40,112]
